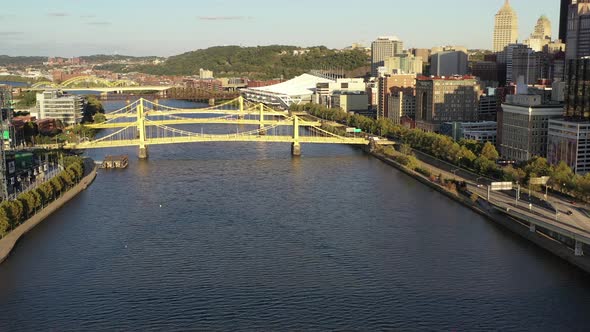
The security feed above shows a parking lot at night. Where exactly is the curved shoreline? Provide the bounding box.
[0,163,98,265]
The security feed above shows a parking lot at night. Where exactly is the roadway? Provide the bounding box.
[85,119,323,129]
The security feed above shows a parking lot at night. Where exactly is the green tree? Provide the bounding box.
[93,113,106,123]
[0,208,9,237]
[480,142,499,161]
[524,157,552,178]
[50,176,64,195]
[503,165,526,184]
[399,144,413,156]
[550,161,574,192]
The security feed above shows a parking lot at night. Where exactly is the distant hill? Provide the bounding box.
[95,45,371,79]
[0,56,46,67]
[80,54,163,64]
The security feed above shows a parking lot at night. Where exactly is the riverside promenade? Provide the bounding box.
[0,161,98,264]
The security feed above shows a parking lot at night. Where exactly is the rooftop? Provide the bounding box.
[416,75,476,81]
[245,73,335,97]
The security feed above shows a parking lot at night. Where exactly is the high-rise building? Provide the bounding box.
[566,0,590,60]
[36,90,83,126]
[546,53,590,175]
[478,89,502,121]
[387,90,416,125]
[565,57,590,120]
[560,0,570,42]
[371,36,404,77]
[430,51,468,76]
[510,48,547,84]
[493,0,519,53]
[525,15,553,52]
[532,15,552,40]
[415,76,481,132]
[499,94,563,161]
[548,119,590,175]
[501,44,530,83]
[410,48,431,63]
[377,74,415,118]
[383,53,423,74]
[472,61,499,82]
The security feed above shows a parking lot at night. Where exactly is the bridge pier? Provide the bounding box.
[139,146,149,159]
[209,98,215,106]
[575,240,584,257]
[258,103,266,135]
[291,142,301,156]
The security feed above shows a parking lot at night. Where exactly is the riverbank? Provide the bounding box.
[369,149,590,274]
[0,162,98,264]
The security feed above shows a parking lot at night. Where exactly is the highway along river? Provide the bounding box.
[0,99,589,331]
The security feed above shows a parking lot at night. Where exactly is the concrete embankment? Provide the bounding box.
[370,150,590,274]
[0,164,98,264]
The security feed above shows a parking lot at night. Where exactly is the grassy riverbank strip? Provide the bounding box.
[0,158,98,264]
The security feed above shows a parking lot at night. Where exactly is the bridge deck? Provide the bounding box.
[45,135,372,150]
[86,119,322,129]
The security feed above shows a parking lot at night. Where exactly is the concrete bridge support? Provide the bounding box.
[209,98,215,106]
[238,96,245,119]
[137,99,149,159]
[291,142,301,156]
[292,115,301,156]
[258,103,267,135]
[575,240,584,257]
[139,146,149,159]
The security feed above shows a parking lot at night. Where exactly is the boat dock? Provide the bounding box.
[100,155,129,169]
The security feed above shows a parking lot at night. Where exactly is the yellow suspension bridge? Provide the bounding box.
[41,97,391,158]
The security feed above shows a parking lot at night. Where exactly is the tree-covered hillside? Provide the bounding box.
[0,56,46,67]
[96,45,370,79]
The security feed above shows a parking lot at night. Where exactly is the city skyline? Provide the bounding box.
[1,0,559,57]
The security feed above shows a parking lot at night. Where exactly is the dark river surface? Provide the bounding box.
[0,99,589,331]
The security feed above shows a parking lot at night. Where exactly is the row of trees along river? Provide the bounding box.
[290,103,590,202]
[0,155,86,237]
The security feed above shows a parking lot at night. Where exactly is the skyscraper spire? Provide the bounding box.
[493,0,519,52]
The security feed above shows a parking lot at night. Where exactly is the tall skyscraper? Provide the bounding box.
[531,15,552,40]
[525,16,552,51]
[559,0,570,42]
[565,57,590,120]
[371,37,404,77]
[493,0,519,53]
[566,0,590,60]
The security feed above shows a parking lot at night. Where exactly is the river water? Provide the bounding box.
[0,99,589,331]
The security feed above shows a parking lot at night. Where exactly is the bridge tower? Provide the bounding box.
[259,103,266,135]
[137,99,148,159]
[238,95,245,119]
[291,115,301,156]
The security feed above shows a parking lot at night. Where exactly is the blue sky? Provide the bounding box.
[0,0,560,57]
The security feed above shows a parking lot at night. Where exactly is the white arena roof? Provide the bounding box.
[241,73,335,109]
[249,73,334,96]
